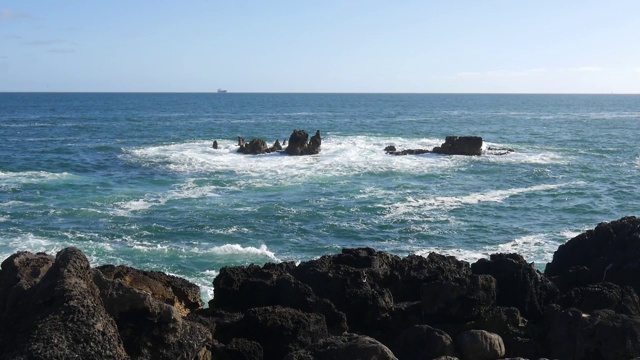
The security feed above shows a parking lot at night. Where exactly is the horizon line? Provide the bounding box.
[0,91,638,95]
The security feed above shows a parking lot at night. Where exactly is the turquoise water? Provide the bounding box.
[2,93,639,300]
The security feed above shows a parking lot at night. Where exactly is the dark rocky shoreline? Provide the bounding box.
[2,216,640,359]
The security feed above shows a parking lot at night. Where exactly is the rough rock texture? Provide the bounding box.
[472,253,558,321]
[0,248,129,360]
[540,305,640,359]
[392,325,456,360]
[5,216,640,358]
[284,334,398,360]
[387,148,431,155]
[212,262,347,335]
[432,136,483,156]
[285,129,322,155]
[546,216,640,292]
[456,329,505,360]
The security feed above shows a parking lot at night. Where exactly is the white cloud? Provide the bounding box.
[0,10,28,21]
[568,66,602,72]
[634,68,640,73]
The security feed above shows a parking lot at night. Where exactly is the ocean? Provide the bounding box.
[1,93,639,301]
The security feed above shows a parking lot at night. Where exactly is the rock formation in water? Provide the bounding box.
[386,136,495,156]
[285,129,322,155]
[234,130,319,155]
[432,136,483,156]
[3,216,640,358]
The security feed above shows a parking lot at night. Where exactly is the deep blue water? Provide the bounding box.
[1,93,639,300]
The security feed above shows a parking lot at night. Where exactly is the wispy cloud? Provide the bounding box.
[634,68,640,73]
[0,9,29,21]
[568,66,602,72]
[49,48,75,54]
[23,39,66,46]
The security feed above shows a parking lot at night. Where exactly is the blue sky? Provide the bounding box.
[1,1,639,93]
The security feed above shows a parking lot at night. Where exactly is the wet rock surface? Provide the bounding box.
[3,216,640,359]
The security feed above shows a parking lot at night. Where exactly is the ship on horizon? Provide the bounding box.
[217,89,227,93]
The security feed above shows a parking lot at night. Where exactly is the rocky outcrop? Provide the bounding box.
[4,216,640,358]
[545,216,640,292]
[433,136,483,156]
[285,129,322,155]
[385,136,507,156]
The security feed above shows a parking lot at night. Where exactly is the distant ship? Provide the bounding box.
[217,89,227,93]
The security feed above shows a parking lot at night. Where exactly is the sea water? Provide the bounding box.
[1,93,639,301]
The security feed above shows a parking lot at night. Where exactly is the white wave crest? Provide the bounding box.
[415,233,565,266]
[114,178,220,214]
[385,182,579,218]
[205,244,279,262]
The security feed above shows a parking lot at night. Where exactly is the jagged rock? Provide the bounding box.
[433,136,483,156]
[560,282,640,316]
[284,333,398,360]
[456,329,505,360]
[421,274,497,323]
[472,253,559,321]
[393,325,456,360]
[472,307,536,359]
[211,262,347,335]
[93,268,211,360]
[290,248,396,336]
[239,306,329,360]
[540,305,640,359]
[272,139,283,151]
[210,338,264,360]
[0,251,54,314]
[389,253,472,303]
[387,148,431,155]
[0,248,129,360]
[285,129,322,155]
[545,216,640,293]
[96,264,203,317]
[384,145,396,153]
[238,138,269,155]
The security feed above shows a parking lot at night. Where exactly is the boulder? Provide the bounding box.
[290,248,396,336]
[432,136,483,156]
[93,268,211,360]
[393,325,456,360]
[421,274,497,323]
[560,282,640,316]
[472,307,536,359]
[284,333,398,360]
[456,329,505,360]
[239,306,329,360]
[0,248,129,359]
[212,140,219,149]
[384,145,397,153]
[96,264,203,316]
[540,305,640,359]
[472,253,559,321]
[212,262,347,334]
[238,138,269,154]
[285,129,322,155]
[210,338,264,360]
[545,216,640,293]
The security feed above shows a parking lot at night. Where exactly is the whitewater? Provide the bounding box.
[1,93,639,301]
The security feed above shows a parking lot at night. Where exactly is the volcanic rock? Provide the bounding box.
[285,129,322,155]
[432,136,483,156]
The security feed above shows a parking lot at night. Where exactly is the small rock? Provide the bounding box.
[456,329,505,360]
